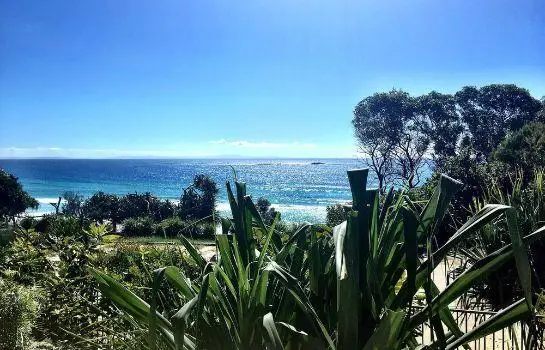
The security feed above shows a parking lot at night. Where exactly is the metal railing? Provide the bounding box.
[413,305,544,349]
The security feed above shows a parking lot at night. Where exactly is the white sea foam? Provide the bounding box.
[36,197,65,204]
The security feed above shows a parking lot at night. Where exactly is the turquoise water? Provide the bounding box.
[0,158,369,223]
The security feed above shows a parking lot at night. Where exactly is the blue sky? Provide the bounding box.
[1,0,544,158]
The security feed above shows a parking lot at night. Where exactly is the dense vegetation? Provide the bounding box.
[93,170,543,349]
[38,174,220,239]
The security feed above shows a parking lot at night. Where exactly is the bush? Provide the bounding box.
[493,121,545,182]
[0,223,15,247]
[19,216,37,230]
[0,280,43,350]
[156,217,185,238]
[458,170,545,309]
[34,214,56,234]
[326,203,350,227]
[166,220,216,239]
[197,221,216,239]
[256,197,280,225]
[121,216,156,237]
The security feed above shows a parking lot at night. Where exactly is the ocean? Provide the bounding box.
[0,158,368,223]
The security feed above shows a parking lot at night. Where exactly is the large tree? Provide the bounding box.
[416,91,463,164]
[353,89,431,189]
[0,169,38,222]
[455,84,542,159]
[353,90,405,190]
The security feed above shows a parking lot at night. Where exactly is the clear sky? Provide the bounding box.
[1,0,544,158]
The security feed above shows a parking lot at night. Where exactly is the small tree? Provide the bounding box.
[0,169,38,222]
[179,175,218,221]
[118,192,156,220]
[62,192,84,217]
[83,192,120,232]
[255,197,279,225]
[326,203,349,227]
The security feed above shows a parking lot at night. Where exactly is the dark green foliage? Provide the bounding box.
[416,91,463,164]
[154,199,177,221]
[196,221,216,239]
[455,84,543,159]
[83,191,120,231]
[96,244,198,301]
[46,215,90,241]
[0,169,38,221]
[352,90,414,189]
[119,192,156,220]
[155,217,216,239]
[156,216,185,238]
[325,203,350,227]
[0,223,15,247]
[256,197,279,225]
[494,122,545,174]
[178,174,218,221]
[34,214,56,233]
[459,171,545,310]
[121,216,156,237]
[118,193,178,222]
[19,216,37,230]
[0,280,44,350]
[61,191,84,217]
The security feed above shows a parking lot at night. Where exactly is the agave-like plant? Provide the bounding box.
[325,169,540,349]
[92,169,543,349]
[93,181,333,349]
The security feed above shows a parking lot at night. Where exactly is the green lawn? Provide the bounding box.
[118,235,215,246]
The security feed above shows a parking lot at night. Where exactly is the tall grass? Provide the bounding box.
[92,169,543,349]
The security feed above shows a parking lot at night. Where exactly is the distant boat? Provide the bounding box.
[310,161,325,165]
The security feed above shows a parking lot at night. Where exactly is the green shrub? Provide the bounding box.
[458,170,545,309]
[156,217,185,238]
[34,214,56,234]
[0,280,43,350]
[156,218,217,239]
[96,244,199,309]
[178,174,218,221]
[326,203,350,227]
[197,221,216,239]
[1,229,53,285]
[494,121,545,174]
[121,216,156,237]
[0,223,15,247]
[19,216,37,230]
[255,197,279,225]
